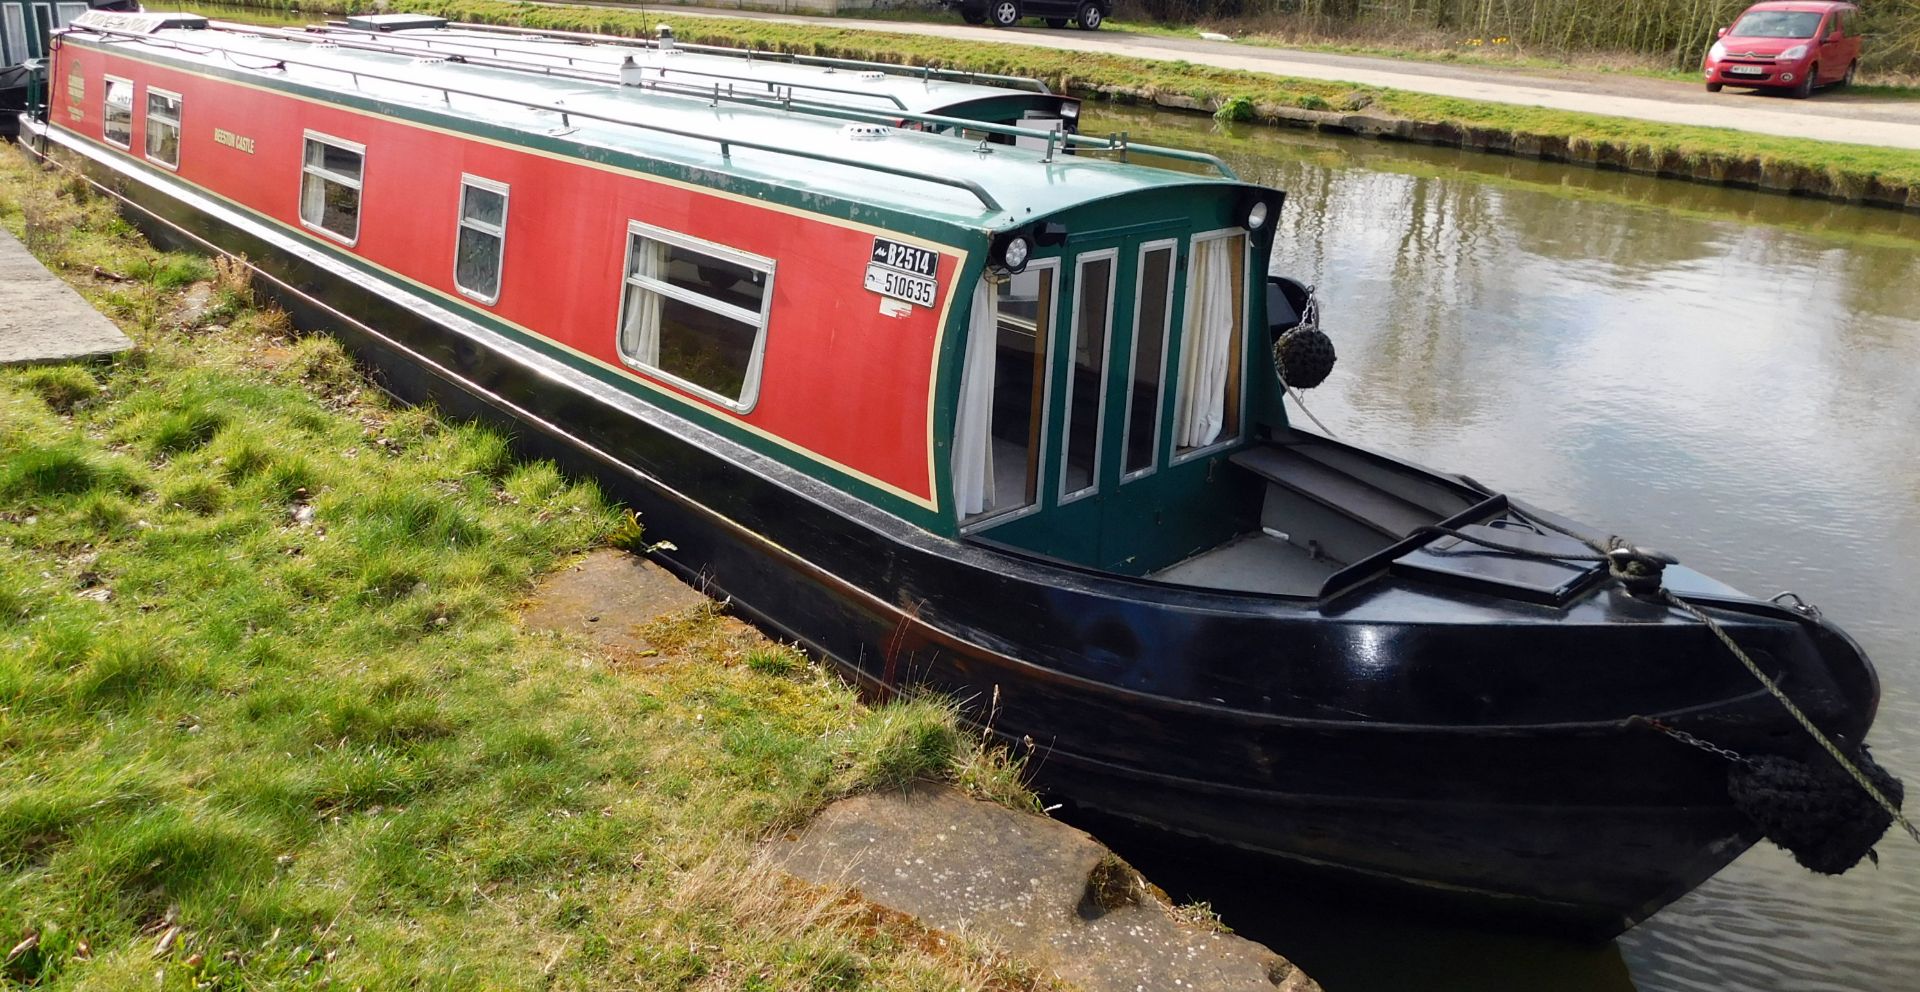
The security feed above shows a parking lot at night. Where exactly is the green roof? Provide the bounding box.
[77,22,1242,231]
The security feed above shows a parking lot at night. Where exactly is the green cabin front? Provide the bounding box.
[942,181,1283,578]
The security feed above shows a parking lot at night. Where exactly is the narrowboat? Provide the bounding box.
[19,11,1895,940]
[0,0,132,136]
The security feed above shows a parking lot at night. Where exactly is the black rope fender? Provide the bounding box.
[1425,508,1918,865]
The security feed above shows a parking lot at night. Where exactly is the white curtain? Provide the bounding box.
[619,237,666,366]
[952,277,998,517]
[299,175,326,229]
[1175,236,1236,449]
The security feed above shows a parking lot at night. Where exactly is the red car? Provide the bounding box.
[1703,1,1863,97]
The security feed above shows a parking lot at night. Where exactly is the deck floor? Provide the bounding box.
[1149,532,1342,597]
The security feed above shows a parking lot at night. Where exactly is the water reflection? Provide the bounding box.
[1087,106,1920,992]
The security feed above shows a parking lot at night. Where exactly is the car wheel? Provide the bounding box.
[1076,1,1104,29]
[1045,17,1067,27]
[1841,61,1856,88]
[1792,64,1816,98]
[1705,82,1723,92]
[988,0,1020,27]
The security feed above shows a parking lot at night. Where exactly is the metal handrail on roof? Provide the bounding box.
[230,21,1238,180]
[448,20,1055,94]
[72,23,1009,214]
[307,23,915,111]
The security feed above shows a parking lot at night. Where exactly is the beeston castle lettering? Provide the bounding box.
[214,128,256,154]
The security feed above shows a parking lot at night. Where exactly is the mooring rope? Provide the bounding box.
[1659,589,1920,847]
[1446,506,1920,848]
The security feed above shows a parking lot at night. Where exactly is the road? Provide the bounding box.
[626,5,1920,150]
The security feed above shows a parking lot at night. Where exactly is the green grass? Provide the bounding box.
[0,147,1045,991]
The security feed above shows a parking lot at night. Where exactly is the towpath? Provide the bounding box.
[572,4,1920,150]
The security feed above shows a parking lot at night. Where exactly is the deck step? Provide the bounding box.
[1229,445,1437,538]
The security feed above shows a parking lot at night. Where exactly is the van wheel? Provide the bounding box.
[988,0,1021,27]
[1792,65,1816,98]
[1705,82,1723,92]
[1076,2,1104,29]
[1841,61,1856,87]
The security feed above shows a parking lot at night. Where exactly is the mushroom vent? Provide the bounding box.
[411,57,449,67]
[841,123,892,141]
[857,71,885,81]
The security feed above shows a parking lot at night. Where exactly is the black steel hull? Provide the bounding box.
[26,120,1881,941]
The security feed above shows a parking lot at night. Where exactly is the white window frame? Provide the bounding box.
[100,74,133,149]
[1170,227,1251,467]
[143,86,181,170]
[3,6,28,66]
[1059,248,1118,506]
[1119,238,1180,484]
[958,259,1060,534]
[30,3,49,56]
[452,174,509,305]
[615,219,775,414]
[53,2,83,27]
[299,130,364,247]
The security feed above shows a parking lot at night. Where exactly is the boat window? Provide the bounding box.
[3,7,26,65]
[1123,241,1177,478]
[144,88,181,170]
[1061,251,1115,501]
[53,2,82,26]
[616,221,773,412]
[1174,231,1246,457]
[299,131,364,246]
[452,175,508,305]
[955,265,1055,524]
[101,76,133,149]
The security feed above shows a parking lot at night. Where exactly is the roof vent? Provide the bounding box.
[857,71,885,82]
[313,40,338,49]
[842,123,892,141]
[411,57,448,67]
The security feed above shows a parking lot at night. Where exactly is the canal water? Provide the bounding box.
[1083,105,1920,992]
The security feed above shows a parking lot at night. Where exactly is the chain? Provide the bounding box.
[1661,590,1920,847]
[1637,716,1751,766]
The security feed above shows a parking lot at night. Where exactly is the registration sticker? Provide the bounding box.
[865,264,937,308]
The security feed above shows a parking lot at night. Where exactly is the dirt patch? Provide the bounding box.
[520,548,710,663]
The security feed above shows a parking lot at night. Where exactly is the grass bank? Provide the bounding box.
[345,0,1919,208]
[0,146,1047,990]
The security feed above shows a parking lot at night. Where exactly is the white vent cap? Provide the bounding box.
[841,123,892,140]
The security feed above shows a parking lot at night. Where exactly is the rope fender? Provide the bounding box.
[1436,509,1919,864]
[1729,747,1905,873]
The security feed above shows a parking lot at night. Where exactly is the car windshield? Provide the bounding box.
[1730,11,1824,38]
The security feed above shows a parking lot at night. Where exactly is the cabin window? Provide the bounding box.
[101,76,133,149]
[1173,231,1246,456]
[2,7,26,65]
[453,175,508,304]
[1123,241,1177,479]
[53,2,83,26]
[954,264,1056,524]
[617,221,773,412]
[1061,251,1116,502]
[299,131,364,246]
[144,89,181,170]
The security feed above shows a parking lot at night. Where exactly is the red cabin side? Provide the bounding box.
[49,41,967,510]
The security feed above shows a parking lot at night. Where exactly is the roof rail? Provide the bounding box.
[73,23,1009,214]
[308,23,914,111]
[449,19,1055,94]
[236,22,1238,180]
